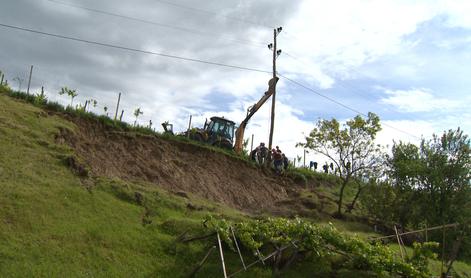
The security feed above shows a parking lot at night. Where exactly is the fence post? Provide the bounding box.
[187,115,192,138]
[114,92,121,121]
[119,109,124,121]
[216,233,228,278]
[26,65,33,95]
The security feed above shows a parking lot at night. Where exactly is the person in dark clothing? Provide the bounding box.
[273,150,283,174]
[323,164,329,173]
[250,149,257,161]
[282,153,289,170]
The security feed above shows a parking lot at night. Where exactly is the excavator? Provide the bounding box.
[234,76,279,154]
[161,76,278,153]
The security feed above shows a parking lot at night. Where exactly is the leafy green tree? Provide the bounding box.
[133,107,143,126]
[87,99,97,112]
[388,128,471,261]
[298,112,383,217]
[59,87,78,107]
[388,128,470,226]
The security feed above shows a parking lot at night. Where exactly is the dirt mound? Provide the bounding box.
[57,117,298,211]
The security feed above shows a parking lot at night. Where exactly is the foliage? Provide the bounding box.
[359,179,396,223]
[133,107,143,126]
[205,216,437,277]
[298,113,384,216]
[385,129,471,260]
[58,86,78,107]
[389,129,471,226]
[34,88,47,105]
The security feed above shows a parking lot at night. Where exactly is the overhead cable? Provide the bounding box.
[0,22,271,74]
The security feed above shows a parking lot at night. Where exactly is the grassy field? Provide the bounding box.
[1,90,470,277]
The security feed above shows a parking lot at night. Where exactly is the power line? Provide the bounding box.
[0,22,272,74]
[283,51,426,125]
[46,0,267,48]
[153,0,275,30]
[278,73,421,140]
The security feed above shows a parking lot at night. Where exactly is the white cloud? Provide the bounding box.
[380,88,462,113]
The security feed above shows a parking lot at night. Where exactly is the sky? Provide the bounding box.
[0,0,470,164]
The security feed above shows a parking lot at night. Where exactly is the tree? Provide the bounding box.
[133,107,143,126]
[298,112,383,217]
[388,128,471,261]
[13,76,24,92]
[388,128,471,226]
[59,87,78,107]
[88,99,97,112]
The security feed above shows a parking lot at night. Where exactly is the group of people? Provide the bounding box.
[250,142,289,174]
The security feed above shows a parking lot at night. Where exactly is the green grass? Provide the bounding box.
[0,89,359,277]
[0,92,273,277]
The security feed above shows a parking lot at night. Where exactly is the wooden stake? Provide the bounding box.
[425,223,428,242]
[250,134,254,152]
[441,224,445,277]
[26,65,33,95]
[187,115,192,138]
[216,233,228,278]
[114,92,121,121]
[230,227,246,270]
[394,225,405,262]
[119,109,124,121]
[188,246,216,278]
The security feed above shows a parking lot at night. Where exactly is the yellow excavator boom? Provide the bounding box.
[234,77,279,153]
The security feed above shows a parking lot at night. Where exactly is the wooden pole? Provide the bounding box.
[441,224,446,278]
[231,227,246,270]
[268,28,278,151]
[114,92,121,121]
[187,115,192,138]
[250,134,254,152]
[394,225,405,262]
[216,233,228,278]
[26,65,33,95]
[188,246,216,278]
[119,109,124,121]
[369,223,459,241]
[303,149,306,167]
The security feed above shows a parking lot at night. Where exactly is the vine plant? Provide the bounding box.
[204,216,438,277]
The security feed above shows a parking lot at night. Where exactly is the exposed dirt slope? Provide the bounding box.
[57,116,298,211]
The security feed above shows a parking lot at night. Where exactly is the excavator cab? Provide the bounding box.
[203,116,235,149]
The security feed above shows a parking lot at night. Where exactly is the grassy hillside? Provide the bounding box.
[1,88,470,277]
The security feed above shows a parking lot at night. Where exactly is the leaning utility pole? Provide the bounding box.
[268,27,282,151]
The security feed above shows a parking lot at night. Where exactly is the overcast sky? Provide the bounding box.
[1,0,470,163]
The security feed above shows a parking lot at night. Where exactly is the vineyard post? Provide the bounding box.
[216,233,228,278]
[1,73,4,85]
[187,115,192,138]
[250,134,254,152]
[119,109,124,121]
[394,225,405,262]
[441,224,445,278]
[425,223,428,242]
[188,246,216,277]
[26,65,33,95]
[114,92,121,121]
[230,226,246,270]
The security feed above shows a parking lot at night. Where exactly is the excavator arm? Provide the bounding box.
[234,76,279,153]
